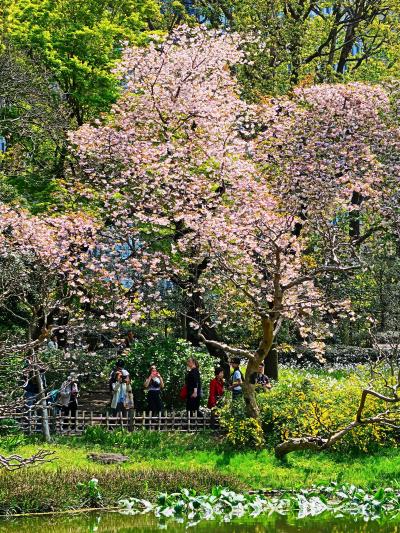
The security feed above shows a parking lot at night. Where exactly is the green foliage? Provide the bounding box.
[0,420,19,437]
[120,483,400,524]
[217,368,397,453]
[218,399,265,450]
[124,337,215,409]
[194,0,400,98]
[78,427,219,458]
[258,368,397,452]
[0,0,165,212]
[0,44,70,211]
[2,432,400,515]
[0,466,242,514]
[77,477,103,507]
[4,0,164,124]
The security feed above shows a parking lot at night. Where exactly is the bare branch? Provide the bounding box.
[0,450,55,471]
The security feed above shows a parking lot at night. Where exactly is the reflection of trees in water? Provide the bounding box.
[0,512,396,533]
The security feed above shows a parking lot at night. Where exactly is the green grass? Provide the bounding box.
[0,430,399,514]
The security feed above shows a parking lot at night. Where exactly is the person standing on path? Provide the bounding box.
[108,359,129,397]
[185,357,202,415]
[111,372,134,415]
[230,358,243,400]
[144,364,164,414]
[208,367,225,409]
[59,375,79,416]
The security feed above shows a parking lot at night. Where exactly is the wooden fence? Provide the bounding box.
[0,409,218,435]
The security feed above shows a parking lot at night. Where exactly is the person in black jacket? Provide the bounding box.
[185,357,202,415]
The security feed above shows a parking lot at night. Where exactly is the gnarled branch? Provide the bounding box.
[0,449,55,471]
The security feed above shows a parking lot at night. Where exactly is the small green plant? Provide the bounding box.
[0,418,20,436]
[77,478,103,508]
[0,433,27,452]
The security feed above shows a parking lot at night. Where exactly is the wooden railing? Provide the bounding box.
[0,409,218,435]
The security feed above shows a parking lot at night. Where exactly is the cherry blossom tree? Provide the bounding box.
[193,83,400,416]
[0,204,132,351]
[71,26,400,419]
[70,25,250,361]
[0,203,133,439]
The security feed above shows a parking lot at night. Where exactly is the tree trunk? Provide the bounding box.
[337,24,356,75]
[243,317,274,419]
[349,191,363,239]
[242,383,259,418]
[185,289,229,366]
[40,400,51,444]
[264,345,278,381]
[289,28,302,86]
[35,368,51,443]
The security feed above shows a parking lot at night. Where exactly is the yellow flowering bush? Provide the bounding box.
[258,368,397,452]
[218,368,397,452]
[218,400,265,450]
[222,417,265,450]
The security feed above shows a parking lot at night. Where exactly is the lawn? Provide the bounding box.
[0,431,400,498]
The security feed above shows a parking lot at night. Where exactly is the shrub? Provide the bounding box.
[258,368,397,453]
[218,399,265,450]
[217,368,397,453]
[124,337,215,409]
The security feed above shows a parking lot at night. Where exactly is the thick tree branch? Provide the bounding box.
[198,333,253,360]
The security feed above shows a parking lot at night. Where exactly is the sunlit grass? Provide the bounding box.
[1,433,399,491]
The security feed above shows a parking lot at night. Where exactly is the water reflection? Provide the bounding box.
[0,512,399,532]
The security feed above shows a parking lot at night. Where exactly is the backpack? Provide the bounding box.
[49,389,59,404]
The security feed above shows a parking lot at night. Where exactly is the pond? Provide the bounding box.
[0,511,399,532]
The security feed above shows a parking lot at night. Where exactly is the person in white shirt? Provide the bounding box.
[108,359,129,397]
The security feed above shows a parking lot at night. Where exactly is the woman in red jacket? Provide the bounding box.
[208,367,225,409]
